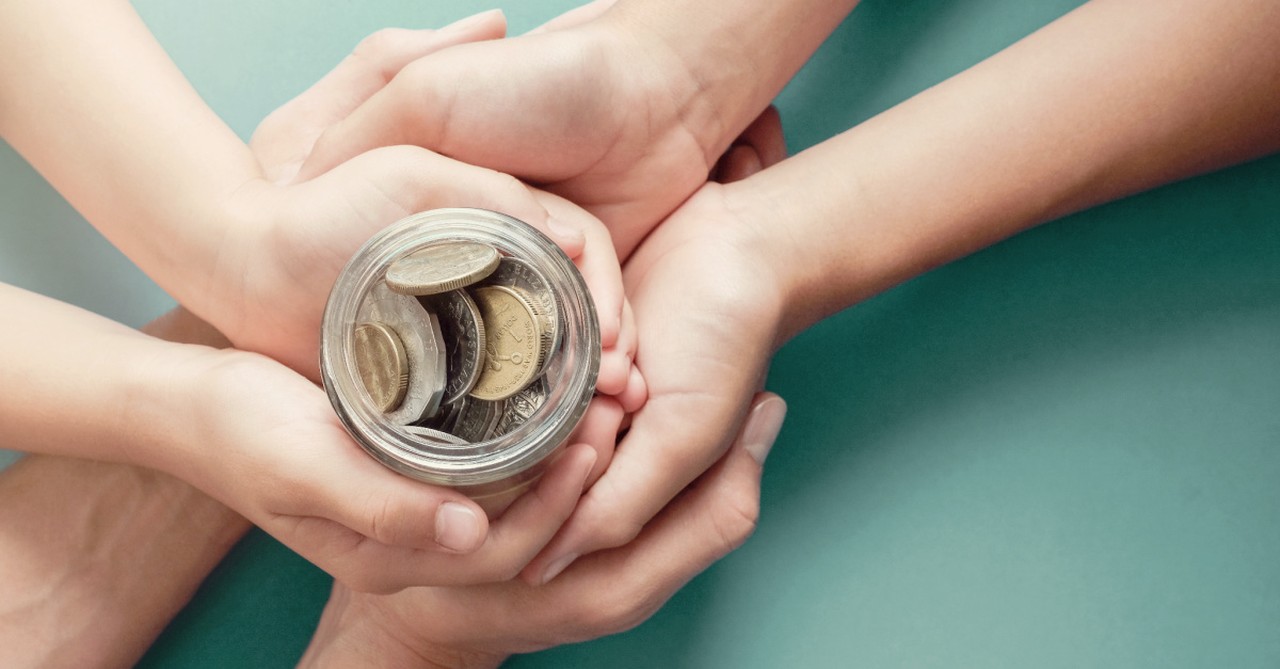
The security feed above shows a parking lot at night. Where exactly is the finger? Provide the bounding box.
[520,338,771,583]
[450,444,596,581]
[596,347,631,396]
[528,0,619,34]
[570,396,624,486]
[534,192,624,350]
[615,363,648,414]
[521,393,783,605]
[290,430,488,554]
[251,12,508,182]
[737,106,787,169]
[298,145,553,251]
[280,444,595,592]
[714,144,764,184]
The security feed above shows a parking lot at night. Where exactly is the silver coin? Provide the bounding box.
[453,397,507,443]
[492,377,549,438]
[419,290,486,404]
[385,241,501,296]
[481,257,560,362]
[358,282,447,424]
[413,396,464,434]
[400,425,467,445]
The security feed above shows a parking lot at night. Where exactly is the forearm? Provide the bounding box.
[0,0,260,316]
[599,0,859,154]
[0,456,248,668]
[0,284,209,468]
[0,308,248,668]
[740,0,1280,337]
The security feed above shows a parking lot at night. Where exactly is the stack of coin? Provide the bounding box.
[350,240,558,445]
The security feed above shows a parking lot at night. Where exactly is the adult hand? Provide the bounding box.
[204,15,638,402]
[520,108,790,583]
[294,0,727,259]
[296,391,784,668]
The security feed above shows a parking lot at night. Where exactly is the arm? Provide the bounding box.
[0,3,633,386]
[0,310,249,668]
[749,0,1280,336]
[298,0,861,256]
[521,0,1280,582]
[0,293,614,596]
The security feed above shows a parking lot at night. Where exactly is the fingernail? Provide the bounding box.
[547,216,585,247]
[742,397,786,464]
[541,552,579,585]
[435,502,483,552]
[441,8,502,33]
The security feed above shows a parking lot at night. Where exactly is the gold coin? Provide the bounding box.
[385,241,501,296]
[353,321,409,413]
[470,285,546,400]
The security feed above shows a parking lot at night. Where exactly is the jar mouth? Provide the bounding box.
[320,208,601,488]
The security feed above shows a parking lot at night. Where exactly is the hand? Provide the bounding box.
[208,15,639,403]
[519,108,790,583]
[296,392,784,669]
[294,0,727,259]
[156,343,601,594]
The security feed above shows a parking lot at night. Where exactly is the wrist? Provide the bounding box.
[117,336,239,474]
[580,13,738,164]
[719,178,821,346]
[300,588,507,669]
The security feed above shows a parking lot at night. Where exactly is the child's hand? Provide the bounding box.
[160,344,602,593]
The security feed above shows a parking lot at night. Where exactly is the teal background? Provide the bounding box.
[2,0,1278,666]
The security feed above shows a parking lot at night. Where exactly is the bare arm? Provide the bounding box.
[0,0,260,303]
[0,310,249,668]
[529,0,1280,583]
[740,0,1280,335]
[298,0,862,255]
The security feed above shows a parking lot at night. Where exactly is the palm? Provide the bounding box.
[623,185,783,454]
[303,28,715,259]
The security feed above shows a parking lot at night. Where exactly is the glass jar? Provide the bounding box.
[320,208,600,515]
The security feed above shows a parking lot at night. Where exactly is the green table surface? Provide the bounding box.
[3,1,1279,666]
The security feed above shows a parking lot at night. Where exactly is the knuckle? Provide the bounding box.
[582,588,656,637]
[708,485,760,553]
[596,513,644,549]
[352,28,411,67]
[366,494,400,545]
[489,172,535,205]
[579,488,646,549]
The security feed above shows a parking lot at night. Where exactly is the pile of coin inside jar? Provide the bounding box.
[355,241,559,441]
[321,209,599,511]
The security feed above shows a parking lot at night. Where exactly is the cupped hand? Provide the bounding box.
[156,343,599,594]
[518,108,791,584]
[208,14,637,402]
[294,0,724,259]
[297,392,784,669]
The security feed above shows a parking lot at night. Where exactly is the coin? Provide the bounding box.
[481,257,560,362]
[358,282,447,424]
[400,425,467,445]
[352,322,409,413]
[492,377,548,437]
[470,285,544,400]
[385,241,501,296]
[453,397,507,442]
[420,290,486,404]
[415,396,464,434]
